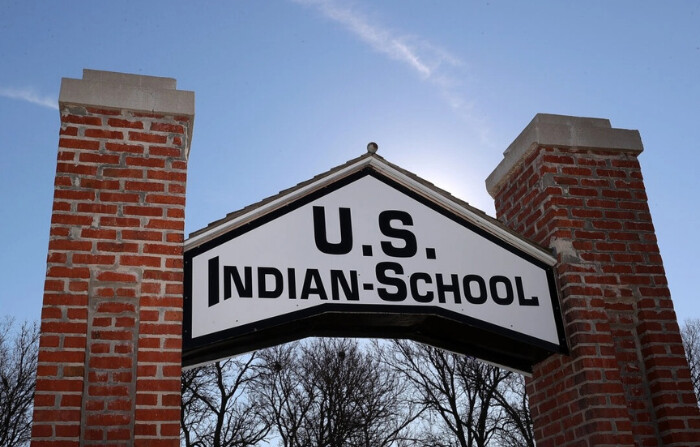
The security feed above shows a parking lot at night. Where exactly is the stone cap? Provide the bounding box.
[485,113,643,198]
[59,68,195,155]
[59,69,194,118]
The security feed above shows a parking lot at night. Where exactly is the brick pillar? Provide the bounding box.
[486,114,700,446]
[32,69,194,446]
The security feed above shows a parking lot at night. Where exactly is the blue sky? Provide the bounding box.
[1,1,698,325]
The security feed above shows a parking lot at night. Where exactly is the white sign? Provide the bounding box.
[184,160,566,371]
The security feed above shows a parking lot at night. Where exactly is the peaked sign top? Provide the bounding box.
[184,152,567,373]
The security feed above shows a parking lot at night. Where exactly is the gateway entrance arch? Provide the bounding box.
[182,152,566,372]
[31,70,700,446]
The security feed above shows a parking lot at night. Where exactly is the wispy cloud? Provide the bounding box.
[0,87,58,110]
[292,0,488,137]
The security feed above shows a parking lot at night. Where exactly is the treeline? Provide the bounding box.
[2,318,700,447]
[181,338,534,447]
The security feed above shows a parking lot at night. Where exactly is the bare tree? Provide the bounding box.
[491,373,534,447]
[681,318,700,407]
[388,340,527,447]
[182,366,214,447]
[181,354,270,447]
[254,342,315,447]
[255,338,420,447]
[0,318,38,447]
[181,338,536,447]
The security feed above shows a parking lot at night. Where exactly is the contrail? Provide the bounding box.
[0,87,58,110]
[292,0,491,142]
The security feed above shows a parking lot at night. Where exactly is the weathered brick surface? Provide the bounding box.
[32,103,191,446]
[492,146,700,446]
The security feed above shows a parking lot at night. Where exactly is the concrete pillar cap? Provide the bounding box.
[485,113,643,197]
[59,69,194,116]
[58,68,195,155]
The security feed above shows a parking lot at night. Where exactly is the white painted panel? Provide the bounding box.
[189,175,560,345]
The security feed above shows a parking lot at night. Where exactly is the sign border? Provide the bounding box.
[183,167,568,372]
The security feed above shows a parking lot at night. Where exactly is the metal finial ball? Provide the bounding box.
[367,142,378,154]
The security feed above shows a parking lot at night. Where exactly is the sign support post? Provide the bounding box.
[487,114,700,446]
[32,69,194,447]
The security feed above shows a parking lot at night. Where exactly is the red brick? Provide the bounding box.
[96,241,139,253]
[125,157,166,168]
[107,427,132,440]
[78,152,121,164]
[52,201,71,212]
[160,423,181,436]
[84,128,124,139]
[122,230,163,241]
[105,142,144,153]
[54,176,73,187]
[165,283,183,294]
[41,352,86,368]
[166,188,186,200]
[57,163,98,175]
[66,308,88,320]
[47,266,91,278]
[97,271,137,282]
[135,408,180,421]
[103,168,144,179]
[86,414,132,426]
[60,126,79,136]
[129,131,167,143]
[51,214,93,226]
[134,422,157,436]
[145,194,185,205]
[108,118,144,129]
[76,203,118,214]
[146,219,185,230]
[124,181,165,194]
[147,170,186,182]
[62,114,102,125]
[88,385,130,397]
[31,423,54,438]
[140,323,180,335]
[96,302,136,313]
[164,310,182,321]
[42,293,88,306]
[81,228,118,239]
[144,244,182,255]
[116,317,136,327]
[60,393,83,406]
[54,189,96,201]
[80,178,121,190]
[100,191,141,203]
[542,154,574,164]
[59,138,100,150]
[149,146,182,157]
[89,356,133,369]
[99,216,141,228]
[35,378,84,392]
[34,408,82,422]
[57,150,76,160]
[120,255,162,267]
[47,252,68,263]
[150,122,184,133]
[166,208,185,219]
[123,205,163,217]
